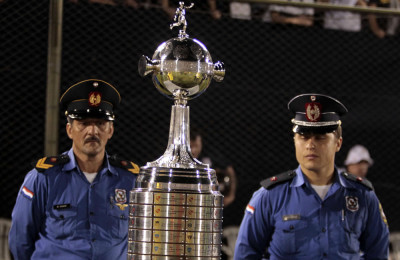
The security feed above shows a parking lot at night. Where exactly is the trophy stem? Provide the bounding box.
[146,101,206,169]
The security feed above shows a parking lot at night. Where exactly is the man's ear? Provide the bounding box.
[336,137,343,152]
[108,122,114,139]
[66,123,73,140]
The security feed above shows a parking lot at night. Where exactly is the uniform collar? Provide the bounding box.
[291,166,307,187]
[62,148,118,176]
[291,165,343,188]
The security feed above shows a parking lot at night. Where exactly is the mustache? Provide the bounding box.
[84,136,100,143]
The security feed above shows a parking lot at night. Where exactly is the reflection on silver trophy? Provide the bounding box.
[130,2,225,259]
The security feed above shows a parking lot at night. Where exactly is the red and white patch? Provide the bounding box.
[22,186,34,199]
[305,102,322,122]
[115,189,127,203]
[246,204,255,214]
[346,196,359,212]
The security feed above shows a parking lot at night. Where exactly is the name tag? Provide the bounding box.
[53,204,71,210]
[282,214,301,221]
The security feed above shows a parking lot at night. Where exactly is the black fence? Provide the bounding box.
[2,0,400,234]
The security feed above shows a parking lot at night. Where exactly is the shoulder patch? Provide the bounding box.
[260,170,296,189]
[109,155,140,174]
[33,154,70,172]
[341,172,374,190]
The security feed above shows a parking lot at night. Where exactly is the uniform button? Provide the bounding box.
[289,225,294,230]
[90,212,94,216]
[322,228,326,232]
[92,238,95,242]
[323,253,327,257]
[59,215,64,219]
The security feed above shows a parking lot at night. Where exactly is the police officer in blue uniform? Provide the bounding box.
[234,94,389,259]
[9,79,139,260]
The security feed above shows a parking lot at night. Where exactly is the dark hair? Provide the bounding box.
[334,125,342,139]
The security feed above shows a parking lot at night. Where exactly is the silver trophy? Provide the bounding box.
[129,3,225,259]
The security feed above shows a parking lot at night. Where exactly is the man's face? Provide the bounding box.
[66,118,114,158]
[347,161,370,178]
[294,132,342,174]
[190,135,202,159]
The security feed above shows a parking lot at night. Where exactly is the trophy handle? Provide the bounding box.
[138,55,159,77]
[213,61,225,82]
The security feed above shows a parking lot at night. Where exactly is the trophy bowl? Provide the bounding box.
[139,37,225,100]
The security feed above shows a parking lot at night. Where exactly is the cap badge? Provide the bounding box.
[310,95,316,101]
[88,91,102,107]
[93,82,99,87]
[305,102,321,122]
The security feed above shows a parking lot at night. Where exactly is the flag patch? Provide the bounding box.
[246,205,255,214]
[22,186,34,199]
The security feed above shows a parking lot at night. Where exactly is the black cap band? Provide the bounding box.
[293,112,341,125]
[66,99,114,120]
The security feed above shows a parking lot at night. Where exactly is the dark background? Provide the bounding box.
[2,0,399,233]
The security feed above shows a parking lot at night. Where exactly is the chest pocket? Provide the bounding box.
[107,203,129,239]
[272,219,308,253]
[340,211,362,253]
[48,206,78,239]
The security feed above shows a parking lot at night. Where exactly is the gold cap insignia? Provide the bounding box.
[305,102,321,122]
[88,91,102,107]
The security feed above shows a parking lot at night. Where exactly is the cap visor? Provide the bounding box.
[68,111,114,121]
[293,124,338,134]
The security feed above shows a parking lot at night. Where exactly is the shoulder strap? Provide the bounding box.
[109,155,140,174]
[34,154,70,172]
[260,170,296,190]
[341,172,374,190]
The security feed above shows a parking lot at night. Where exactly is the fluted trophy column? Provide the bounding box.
[128,2,226,259]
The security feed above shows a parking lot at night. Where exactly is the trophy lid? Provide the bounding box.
[138,2,225,101]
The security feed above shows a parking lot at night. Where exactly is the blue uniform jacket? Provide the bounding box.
[9,148,138,260]
[234,166,389,260]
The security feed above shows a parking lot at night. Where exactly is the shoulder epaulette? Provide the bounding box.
[341,172,374,190]
[260,170,296,189]
[109,155,140,174]
[33,154,70,172]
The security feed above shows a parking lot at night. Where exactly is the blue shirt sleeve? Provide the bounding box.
[9,169,47,260]
[359,190,389,259]
[234,188,272,260]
